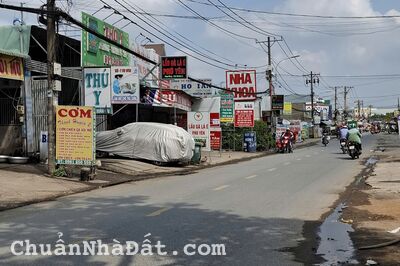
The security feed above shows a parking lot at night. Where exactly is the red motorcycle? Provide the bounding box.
[276,135,292,153]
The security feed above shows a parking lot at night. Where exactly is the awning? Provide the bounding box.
[0,25,31,59]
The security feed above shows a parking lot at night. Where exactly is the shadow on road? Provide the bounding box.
[0,194,322,265]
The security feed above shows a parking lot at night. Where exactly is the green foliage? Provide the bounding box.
[53,166,67,177]
[221,120,274,151]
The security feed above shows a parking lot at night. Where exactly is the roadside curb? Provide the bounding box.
[0,139,320,212]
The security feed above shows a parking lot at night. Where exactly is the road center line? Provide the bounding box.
[245,175,257,179]
[213,185,230,191]
[146,207,171,217]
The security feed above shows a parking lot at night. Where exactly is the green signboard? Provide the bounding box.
[81,12,130,67]
[220,91,234,123]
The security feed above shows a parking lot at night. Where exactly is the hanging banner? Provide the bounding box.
[81,12,130,67]
[84,67,112,114]
[220,91,234,123]
[0,54,24,80]
[161,56,187,79]
[111,66,140,104]
[168,78,212,97]
[56,106,95,165]
[234,101,254,128]
[283,102,292,115]
[188,111,210,151]
[225,70,257,101]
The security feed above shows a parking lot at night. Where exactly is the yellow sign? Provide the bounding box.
[56,106,95,165]
[0,54,24,80]
[283,102,292,115]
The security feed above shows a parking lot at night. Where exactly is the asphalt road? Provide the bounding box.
[0,135,378,266]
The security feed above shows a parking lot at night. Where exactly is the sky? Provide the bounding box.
[1,0,400,110]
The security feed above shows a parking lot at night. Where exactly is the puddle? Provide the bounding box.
[316,203,358,265]
[365,156,379,166]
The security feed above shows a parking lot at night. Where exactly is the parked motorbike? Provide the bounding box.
[322,133,330,146]
[339,138,347,154]
[276,135,292,153]
[347,141,360,160]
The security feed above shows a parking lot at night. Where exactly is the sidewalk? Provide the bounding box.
[342,134,400,265]
[0,138,320,211]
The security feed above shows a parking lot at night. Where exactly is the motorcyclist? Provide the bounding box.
[346,124,362,153]
[281,128,294,152]
[339,124,349,141]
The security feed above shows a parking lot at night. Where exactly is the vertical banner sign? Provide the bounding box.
[0,54,24,80]
[84,67,112,114]
[283,102,292,115]
[81,12,130,67]
[226,70,257,101]
[234,102,254,128]
[188,111,210,151]
[161,56,187,79]
[210,128,222,150]
[111,66,140,104]
[210,112,220,128]
[220,92,234,123]
[271,95,284,110]
[56,106,95,165]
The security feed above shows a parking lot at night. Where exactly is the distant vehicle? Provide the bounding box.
[347,141,361,160]
[96,122,195,164]
[339,139,347,154]
[321,133,330,146]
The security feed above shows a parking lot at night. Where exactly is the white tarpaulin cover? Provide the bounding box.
[96,122,195,162]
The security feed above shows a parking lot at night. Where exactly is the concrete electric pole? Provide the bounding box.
[305,72,320,125]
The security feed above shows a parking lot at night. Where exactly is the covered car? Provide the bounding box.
[96,122,195,163]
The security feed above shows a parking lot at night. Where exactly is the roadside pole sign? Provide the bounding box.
[188,111,210,151]
[56,106,96,165]
[210,128,222,150]
[234,101,254,128]
[226,70,257,101]
[84,67,112,114]
[110,66,140,104]
[161,56,187,79]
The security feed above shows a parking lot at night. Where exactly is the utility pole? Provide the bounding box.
[343,86,352,120]
[357,99,361,120]
[361,100,364,119]
[330,86,342,122]
[398,97,400,112]
[47,0,57,175]
[305,72,320,126]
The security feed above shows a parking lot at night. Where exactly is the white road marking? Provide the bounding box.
[245,175,257,179]
[213,185,230,191]
[268,168,277,172]
[283,162,291,166]
[296,158,302,161]
[305,155,311,158]
[146,207,171,217]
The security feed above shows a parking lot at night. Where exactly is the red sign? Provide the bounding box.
[234,102,254,128]
[226,70,257,101]
[161,56,187,79]
[210,129,221,150]
[210,113,220,128]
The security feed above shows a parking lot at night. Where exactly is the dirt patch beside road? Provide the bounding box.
[342,134,400,265]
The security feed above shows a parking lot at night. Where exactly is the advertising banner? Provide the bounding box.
[220,92,234,123]
[131,43,160,88]
[210,112,220,128]
[226,70,257,101]
[56,106,95,165]
[84,67,112,114]
[143,89,191,111]
[81,12,130,67]
[168,78,212,97]
[188,111,210,151]
[210,128,222,150]
[283,102,292,115]
[111,66,140,104]
[271,95,284,110]
[275,126,287,140]
[234,101,254,128]
[289,120,302,143]
[161,56,187,79]
[0,54,24,80]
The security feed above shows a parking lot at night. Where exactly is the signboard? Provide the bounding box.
[283,102,292,115]
[0,54,24,80]
[226,70,257,101]
[271,95,284,110]
[40,131,48,162]
[111,66,140,104]
[56,106,95,165]
[161,56,187,79]
[188,111,210,151]
[289,120,302,143]
[220,92,234,123]
[81,12,130,67]
[275,126,287,140]
[131,43,159,88]
[84,67,112,114]
[210,128,221,150]
[168,78,212,97]
[234,101,254,128]
[144,89,191,111]
[210,112,220,128]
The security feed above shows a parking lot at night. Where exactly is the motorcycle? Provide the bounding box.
[347,141,360,159]
[276,135,292,153]
[322,133,330,147]
[340,138,347,154]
